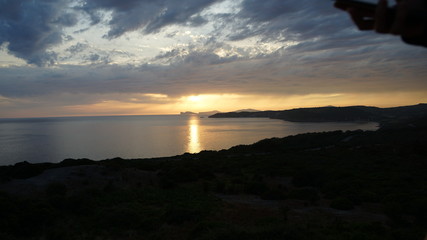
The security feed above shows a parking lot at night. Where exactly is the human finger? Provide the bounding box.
[334,2,349,11]
[375,0,390,33]
[349,8,375,30]
[334,2,375,16]
[390,1,408,35]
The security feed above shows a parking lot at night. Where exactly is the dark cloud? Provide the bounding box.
[88,54,100,62]
[239,0,300,22]
[186,15,209,27]
[66,43,89,54]
[1,42,425,101]
[0,0,425,118]
[55,12,79,27]
[84,53,111,64]
[79,0,222,38]
[154,40,243,65]
[0,0,76,66]
[222,0,377,46]
[0,0,425,71]
[0,0,221,66]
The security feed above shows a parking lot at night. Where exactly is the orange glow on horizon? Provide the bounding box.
[2,91,427,118]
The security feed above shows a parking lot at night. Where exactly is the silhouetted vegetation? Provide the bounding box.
[0,117,426,239]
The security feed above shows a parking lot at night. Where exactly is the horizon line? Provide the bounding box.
[1,103,425,120]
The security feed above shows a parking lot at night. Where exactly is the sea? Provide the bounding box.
[0,115,378,166]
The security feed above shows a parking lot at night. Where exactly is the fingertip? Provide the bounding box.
[378,0,388,7]
[347,7,356,15]
[390,0,409,36]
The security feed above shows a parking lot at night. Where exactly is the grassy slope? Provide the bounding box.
[0,126,426,239]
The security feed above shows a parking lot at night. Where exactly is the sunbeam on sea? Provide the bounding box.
[0,115,378,165]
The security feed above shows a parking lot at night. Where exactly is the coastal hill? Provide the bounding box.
[210,103,427,126]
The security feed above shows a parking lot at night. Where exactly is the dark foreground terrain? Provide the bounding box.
[1,119,427,239]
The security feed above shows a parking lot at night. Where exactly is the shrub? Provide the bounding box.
[292,170,325,188]
[261,189,286,200]
[164,207,201,225]
[330,197,354,210]
[288,188,320,203]
[214,180,226,193]
[46,182,67,197]
[244,181,268,195]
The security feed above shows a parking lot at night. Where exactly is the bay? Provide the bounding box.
[0,115,378,166]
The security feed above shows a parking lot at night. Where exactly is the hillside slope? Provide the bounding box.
[210,104,427,125]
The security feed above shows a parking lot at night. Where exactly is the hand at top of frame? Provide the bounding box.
[335,0,427,47]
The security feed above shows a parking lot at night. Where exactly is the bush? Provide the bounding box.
[330,197,354,210]
[292,170,325,188]
[46,182,67,197]
[214,180,226,193]
[164,207,201,225]
[261,189,286,200]
[288,188,320,203]
[244,181,268,195]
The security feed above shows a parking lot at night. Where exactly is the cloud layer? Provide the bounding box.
[0,0,223,66]
[0,0,426,117]
[79,0,222,37]
[0,0,411,66]
[0,0,75,66]
[1,0,364,65]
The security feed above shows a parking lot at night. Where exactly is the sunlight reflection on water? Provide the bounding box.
[0,115,378,165]
[187,116,201,153]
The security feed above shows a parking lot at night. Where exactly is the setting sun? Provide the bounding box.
[187,95,202,102]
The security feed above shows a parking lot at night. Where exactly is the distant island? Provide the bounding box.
[180,110,221,117]
[210,103,427,128]
[180,111,197,115]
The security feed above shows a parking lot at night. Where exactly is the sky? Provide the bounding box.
[0,0,426,118]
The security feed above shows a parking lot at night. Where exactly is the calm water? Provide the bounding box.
[0,115,378,165]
